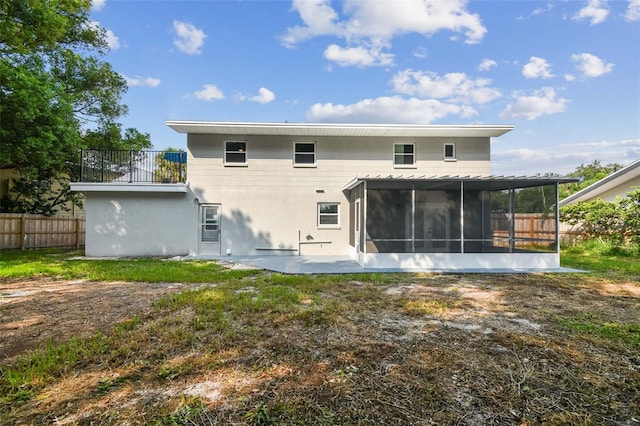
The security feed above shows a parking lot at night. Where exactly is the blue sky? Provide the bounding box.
[90,0,640,176]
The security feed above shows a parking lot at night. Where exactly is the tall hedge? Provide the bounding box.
[560,190,640,244]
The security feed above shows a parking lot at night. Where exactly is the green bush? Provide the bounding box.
[560,190,640,244]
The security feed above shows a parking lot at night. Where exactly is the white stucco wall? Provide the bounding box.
[84,191,198,257]
[187,134,492,256]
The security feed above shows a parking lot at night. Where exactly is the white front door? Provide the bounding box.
[199,204,221,255]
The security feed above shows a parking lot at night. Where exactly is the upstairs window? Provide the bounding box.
[394,143,415,167]
[225,141,247,165]
[444,143,456,161]
[318,202,340,228]
[294,142,316,166]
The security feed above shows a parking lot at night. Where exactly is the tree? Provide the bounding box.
[560,190,640,244]
[154,148,187,183]
[0,0,151,215]
[559,160,623,199]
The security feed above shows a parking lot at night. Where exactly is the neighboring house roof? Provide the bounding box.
[165,120,514,138]
[559,159,640,206]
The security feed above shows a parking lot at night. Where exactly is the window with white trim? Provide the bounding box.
[294,142,316,166]
[318,202,340,228]
[225,141,247,165]
[394,143,415,167]
[444,143,456,161]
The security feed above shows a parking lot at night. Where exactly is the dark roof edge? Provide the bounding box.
[343,175,579,191]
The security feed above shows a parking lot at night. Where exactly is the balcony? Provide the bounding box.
[71,149,188,194]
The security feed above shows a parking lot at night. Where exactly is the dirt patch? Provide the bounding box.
[2,273,639,424]
[0,278,197,363]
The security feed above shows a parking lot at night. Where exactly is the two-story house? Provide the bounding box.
[71,121,575,271]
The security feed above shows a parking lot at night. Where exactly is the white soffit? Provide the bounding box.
[165,121,515,138]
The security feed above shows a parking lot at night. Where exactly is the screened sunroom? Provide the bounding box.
[344,175,577,270]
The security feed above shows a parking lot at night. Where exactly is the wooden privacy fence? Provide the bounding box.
[491,213,580,246]
[0,214,85,250]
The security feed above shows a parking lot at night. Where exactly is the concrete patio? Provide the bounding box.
[192,255,584,275]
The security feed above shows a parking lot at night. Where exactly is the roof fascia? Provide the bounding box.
[165,120,515,138]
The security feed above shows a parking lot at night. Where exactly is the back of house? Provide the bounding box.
[71,121,576,271]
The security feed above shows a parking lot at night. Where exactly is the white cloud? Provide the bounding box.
[281,0,341,47]
[500,87,568,120]
[517,2,554,20]
[193,84,224,101]
[531,2,554,16]
[478,58,497,71]
[92,0,106,11]
[571,53,614,77]
[522,57,553,79]
[306,96,474,124]
[87,20,120,50]
[173,21,207,55]
[626,0,640,21]
[282,0,486,67]
[123,75,161,88]
[105,29,120,50]
[236,87,276,103]
[564,74,576,82]
[391,69,501,104]
[250,87,276,104]
[413,47,427,59]
[492,138,640,175]
[561,138,640,150]
[324,44,394,67]
[572,0,609,25]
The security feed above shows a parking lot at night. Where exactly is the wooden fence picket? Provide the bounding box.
[0,214,85,250]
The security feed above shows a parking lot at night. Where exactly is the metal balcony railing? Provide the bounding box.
[79,149,186,183]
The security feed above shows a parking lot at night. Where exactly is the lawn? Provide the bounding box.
[0,249,638,425]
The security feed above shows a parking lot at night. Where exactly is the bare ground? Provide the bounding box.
[1,273,639,425]
[0,279,197,362]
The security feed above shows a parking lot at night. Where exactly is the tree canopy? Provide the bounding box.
[559,160,623,199]
[0,0,151,215]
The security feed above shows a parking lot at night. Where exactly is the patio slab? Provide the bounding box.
[193,255,585,275]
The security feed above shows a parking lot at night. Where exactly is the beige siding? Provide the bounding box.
[187,133,491,256]
[595,176,640,203]
[188,134,490,187]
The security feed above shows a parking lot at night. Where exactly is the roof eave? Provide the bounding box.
[342,175,579,191]
[559,159,640,206]
[165,120,515,138]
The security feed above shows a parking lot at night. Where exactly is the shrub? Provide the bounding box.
[560,190,640,244]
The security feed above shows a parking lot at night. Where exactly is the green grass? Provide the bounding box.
[0,249,258,282]
[558,314,640,350]
[561,240,640,276]
[0,335,112,407]
[1,248,639,425]
[0,280,331,410]
[0,250,402,284]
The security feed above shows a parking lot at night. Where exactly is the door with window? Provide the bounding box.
[199,204,221,255]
